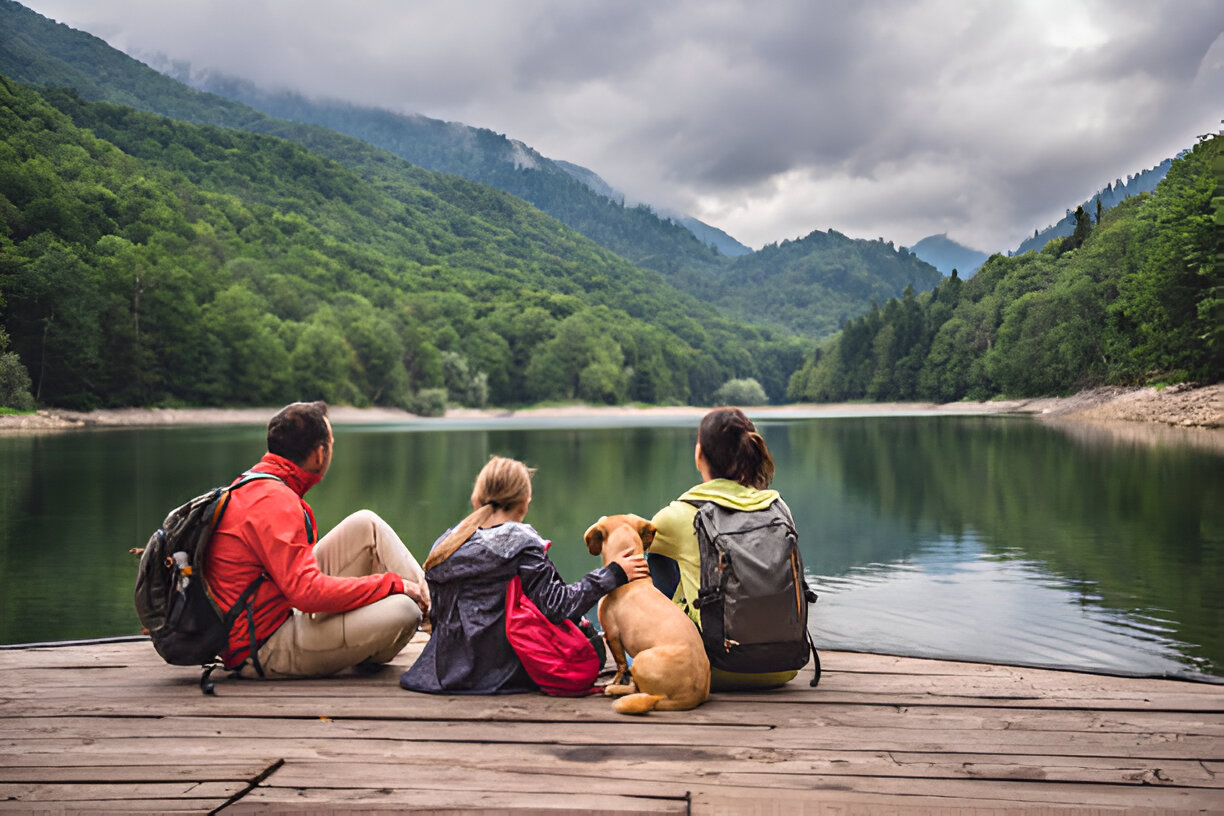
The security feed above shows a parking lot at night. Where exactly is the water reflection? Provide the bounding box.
[766,415,1223,680]
[0,414,1220,681]
[808,535,1210,678]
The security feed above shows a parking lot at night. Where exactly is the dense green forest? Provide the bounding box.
[787,136,1223,402]
[0,77,804,411]
[0,0,943,344]
[718,231,942,336]
[1,0,1218,414]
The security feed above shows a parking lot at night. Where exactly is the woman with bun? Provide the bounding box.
[648,407,802,690]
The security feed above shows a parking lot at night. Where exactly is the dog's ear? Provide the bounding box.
[633,516,657,551]
[583,516,609,555]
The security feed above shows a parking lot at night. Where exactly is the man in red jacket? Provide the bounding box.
[206,401,429,677]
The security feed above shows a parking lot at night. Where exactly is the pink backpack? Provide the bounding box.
[504,557,603,697]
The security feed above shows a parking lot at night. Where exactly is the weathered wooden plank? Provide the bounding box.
[6,655,1219,699]
[238,761,1224,811]
[812,649,1222,681]
[2,655,1204,694]
[0,761,270,783]
[7,642,1218,696]
[0,801,218,813]
[0,639,1190,681]
[0,780,241,802]
[693,799,1180,816]
[232,786,1105,816]
[1,644,1211,686]
[0,639,426,668]
[5,719,1223,761]
[3,741,1220,789]
[7,685,1221,716]
[10,700,1223,738]
[7,673,1223,708]
[228,789,689,815]
[275,746,1221,788]
[686,787,1219,816]
[5,720,1223,770]
[741,676,1224,701]
[8,706,1224,749]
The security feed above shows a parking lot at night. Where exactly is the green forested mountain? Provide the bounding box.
[231,85,752,255]
[0,77,802,410]
[0,0,940,344]
[175,74,735,274]
[718,231,943,336]
[647,226,944,337]
[0,0,726,275]
[787,136,1222,402]
[177,75,942,333]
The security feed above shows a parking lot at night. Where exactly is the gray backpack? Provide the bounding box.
[688,498,821,685]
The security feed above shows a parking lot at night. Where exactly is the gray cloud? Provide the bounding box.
[22,0,1224,252]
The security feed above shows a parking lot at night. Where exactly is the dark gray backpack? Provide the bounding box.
[134,472,281,693]
[688,498,821,685]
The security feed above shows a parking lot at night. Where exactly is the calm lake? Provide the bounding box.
[2,412,1221,681]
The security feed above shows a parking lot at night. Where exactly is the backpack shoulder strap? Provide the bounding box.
[807,630,822,687]
[208,471,283,522]
[232,471,285,489]
[219,472,312,542]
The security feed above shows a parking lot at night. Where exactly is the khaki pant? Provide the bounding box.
[248,509,427,678]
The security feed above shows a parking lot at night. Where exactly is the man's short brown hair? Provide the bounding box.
[267,401,330,465]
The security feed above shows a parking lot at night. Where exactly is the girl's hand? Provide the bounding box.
[614,552,650,582]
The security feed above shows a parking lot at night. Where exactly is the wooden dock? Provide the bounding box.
[2,636,1221,814]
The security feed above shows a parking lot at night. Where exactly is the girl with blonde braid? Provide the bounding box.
[401,456,648,694]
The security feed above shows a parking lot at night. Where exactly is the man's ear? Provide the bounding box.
[583,517,609,555]
[302,443,326,473]
[634,516,657,551]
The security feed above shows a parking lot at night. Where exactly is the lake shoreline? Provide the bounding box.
[2,383,1220,434]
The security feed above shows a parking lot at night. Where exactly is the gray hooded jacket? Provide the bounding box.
[400,522,625,694]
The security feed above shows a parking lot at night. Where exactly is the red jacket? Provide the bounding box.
[205,453,404,668]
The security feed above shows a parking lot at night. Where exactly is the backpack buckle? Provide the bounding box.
[694,586,721,609]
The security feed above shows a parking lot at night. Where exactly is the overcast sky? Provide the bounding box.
[21,0,1224,253]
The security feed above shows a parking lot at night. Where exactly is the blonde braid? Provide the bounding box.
[423,456,535,571]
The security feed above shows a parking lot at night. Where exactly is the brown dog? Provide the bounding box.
[584,514,710,714]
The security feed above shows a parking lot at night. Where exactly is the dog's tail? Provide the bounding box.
[612,693,666,715]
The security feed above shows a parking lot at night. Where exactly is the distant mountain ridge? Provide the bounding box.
[906,157,1176,276]
[1013,160,1173,256]
[552,158,623,202]
[905,234,989,277]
